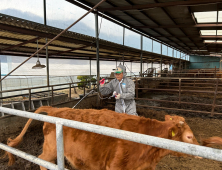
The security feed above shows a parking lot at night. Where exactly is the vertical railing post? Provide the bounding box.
[211,79,219,116]
[0,59,3,116]
[29,89,31,110]
[51,86,54,105]
[56,122,64,170]
[69,84,71,101]
[179,78,181,105]
[214,66,216,78]
[136,78,138,98]
[84,85,86,96]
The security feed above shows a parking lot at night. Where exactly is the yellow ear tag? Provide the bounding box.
[170,118,172,120]
[172,130,175,137]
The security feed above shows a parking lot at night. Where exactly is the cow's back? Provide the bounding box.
[43,108,175,170]
[43,108,142,170]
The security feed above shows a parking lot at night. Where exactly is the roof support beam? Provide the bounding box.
[98,0,222,11]
[134,24,222,29]
[201,35,222,39]
[0,37,39,51]
[49,45,90,56]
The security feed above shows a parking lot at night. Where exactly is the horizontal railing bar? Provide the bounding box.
[135,98,222,108]
[107,102,222,115]
[137,77,222,80]
[0,107,222,162]
[0,143,68,170]
[158,86,216,89]
[138,88,222,94]
[0,80,96,93]
[136,104,222,115]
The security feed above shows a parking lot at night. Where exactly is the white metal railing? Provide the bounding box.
[0,107,222,169]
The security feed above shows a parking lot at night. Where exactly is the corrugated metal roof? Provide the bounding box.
[70,0,222,56]
[0,13,181,64]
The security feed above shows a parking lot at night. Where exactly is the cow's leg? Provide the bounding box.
[38,132,57,170]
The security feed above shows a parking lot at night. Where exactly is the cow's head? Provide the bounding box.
[165,115,199,145]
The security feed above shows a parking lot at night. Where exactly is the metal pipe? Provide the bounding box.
[44,0,49,87]
[0,143,64,170]
[123,27,125,46]
[0,0,106,82]
[69,84,71,101]
[51,86,54,105]
[131,62,132,77]
[140,35,143,77]
[179,79,181,104]
[135,98,222,108]
[28,89,31,110]
[90,59,91,89]
[45,38,49,87]
[137,87,222,94]
[0,59,3,116]
[56,123,64,170]
[136,78,138,98]
[136,104,222,116]
[1,107,222,162]
[95,9,100,93]
[211,79,219,116]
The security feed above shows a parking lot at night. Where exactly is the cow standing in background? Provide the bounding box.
[5,106,199,170]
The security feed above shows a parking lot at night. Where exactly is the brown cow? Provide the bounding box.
[202,137,222,147]
[5,106,199,170]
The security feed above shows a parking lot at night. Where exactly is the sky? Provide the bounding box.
[0,0,176,77]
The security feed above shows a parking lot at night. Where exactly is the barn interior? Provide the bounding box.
[1,0,222,169]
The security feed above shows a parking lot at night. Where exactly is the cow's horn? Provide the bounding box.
[179,121,184,125]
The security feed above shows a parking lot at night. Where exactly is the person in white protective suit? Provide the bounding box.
[99,64,137,115]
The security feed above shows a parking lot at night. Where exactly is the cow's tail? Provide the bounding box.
[202,137,222,147]
[4,106,52,166]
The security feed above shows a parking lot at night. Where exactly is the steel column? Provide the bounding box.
[45,38,49,87]
[152,40,153,52]
[180,52,181,72]
[160,47,162,77]
[131,62,132,77]
[90,59,91,89]
[95,10,100,92]
[69,84,71,100]
[29,89,31,110]
[123,27,125,46]
[0,59,3,116]
[140,35,143,77]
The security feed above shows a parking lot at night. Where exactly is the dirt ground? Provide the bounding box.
[1,95,222,170]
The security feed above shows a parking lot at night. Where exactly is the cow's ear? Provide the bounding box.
[169,126,179,138]
[165,115,172,121]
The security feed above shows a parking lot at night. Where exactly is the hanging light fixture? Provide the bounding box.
[32,39,46,69]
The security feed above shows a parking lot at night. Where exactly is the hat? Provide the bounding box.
[114,67,123,74]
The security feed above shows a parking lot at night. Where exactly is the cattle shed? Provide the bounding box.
[1,0,222,170]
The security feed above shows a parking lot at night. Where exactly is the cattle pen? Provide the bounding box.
[1,0,222,169]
